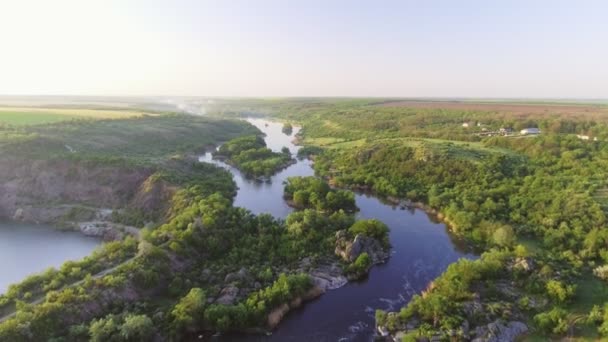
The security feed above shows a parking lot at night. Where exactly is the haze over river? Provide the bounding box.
[200,118,477,341]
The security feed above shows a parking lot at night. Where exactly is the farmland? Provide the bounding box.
[0,106,147,126]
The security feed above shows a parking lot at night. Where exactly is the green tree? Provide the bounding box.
[120,314,154,341]
[492,225,515,247]
[546,280,575,303]
[349,219,389,246]
[172,288,207,332]
[90,315,120,342]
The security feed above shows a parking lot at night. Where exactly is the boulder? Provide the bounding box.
[224,267,251,284]
[12,208,24,220]
[310,262,347,290]
[215,286,239,305]
[78,221,123,241]
[335,232,388,264]
[462,299,485,318]
[512,257,535,272]
[200,268,212,281]
[472,320,528,342]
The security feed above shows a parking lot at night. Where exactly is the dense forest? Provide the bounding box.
[237,99,608,340]
[4,99,608,340]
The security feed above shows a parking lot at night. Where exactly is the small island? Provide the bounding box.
[282,122,293,135]
[213,135,295,178]
[283,176,358,213]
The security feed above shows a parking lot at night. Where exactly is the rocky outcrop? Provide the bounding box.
[0,157,176,227]
[12,208,24,220]
[224,268,252,284]
[215,286,240,305]
[509,257,535,273]
[471,320,528,342]
[78,221,139,241]
[309,263,348,290]
[0,158,153,221]
[335,230,389,264]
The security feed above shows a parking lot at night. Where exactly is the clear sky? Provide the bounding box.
[0,0,607,98]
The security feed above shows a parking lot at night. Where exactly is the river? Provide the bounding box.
[200,118,477,341]
[0,222,100,294]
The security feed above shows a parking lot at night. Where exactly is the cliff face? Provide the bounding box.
[0,157,164,223]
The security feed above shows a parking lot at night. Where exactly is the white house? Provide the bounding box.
[520,128,541,135]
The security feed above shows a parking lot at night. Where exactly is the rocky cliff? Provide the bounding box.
[0,156,173,226]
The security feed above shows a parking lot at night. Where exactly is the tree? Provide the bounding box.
[349,219,389,246]
[546,280,575,303]
[347,252,372,277]
[292,190,309,207]
[492,225,515,247]
[172,288,206,332]
[534,307,568,334]
[120,314,154,341]
[282,123,293,135]
[90,315,120,342]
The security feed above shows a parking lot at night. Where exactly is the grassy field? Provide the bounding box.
[0,107,147,126]
[304,135,517,163]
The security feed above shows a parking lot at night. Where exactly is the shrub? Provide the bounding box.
[594,265,608,281]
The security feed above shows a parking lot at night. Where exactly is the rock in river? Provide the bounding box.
[335,230,389,264]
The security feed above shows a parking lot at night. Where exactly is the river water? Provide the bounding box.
[0,222,100,294]
[200,118,477,341]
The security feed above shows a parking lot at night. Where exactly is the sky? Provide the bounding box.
[0,0,607,98]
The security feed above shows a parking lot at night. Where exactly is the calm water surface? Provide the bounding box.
[201,119,477,341]
[0,222,100,293]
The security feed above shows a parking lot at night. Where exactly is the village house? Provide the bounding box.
[520,128,541,135]
[499,127,513,135]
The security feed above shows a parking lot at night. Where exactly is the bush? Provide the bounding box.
[347,253,372,278]
[534,307,568,334]
[545,280,576,303]
[349,219,389,246]
[594,265,608,281]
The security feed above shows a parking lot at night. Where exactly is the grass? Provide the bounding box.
[516,236,543,255]
[561,272,608,340]
[570,273,608,315]
[303,135,516,163]
[0,107,146,126]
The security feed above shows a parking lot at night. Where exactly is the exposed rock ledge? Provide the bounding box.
[381,319,528,342]
[310,263,348,290]
[472,320,528,342]
[78,221,140,241]
[335,230,390,265]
